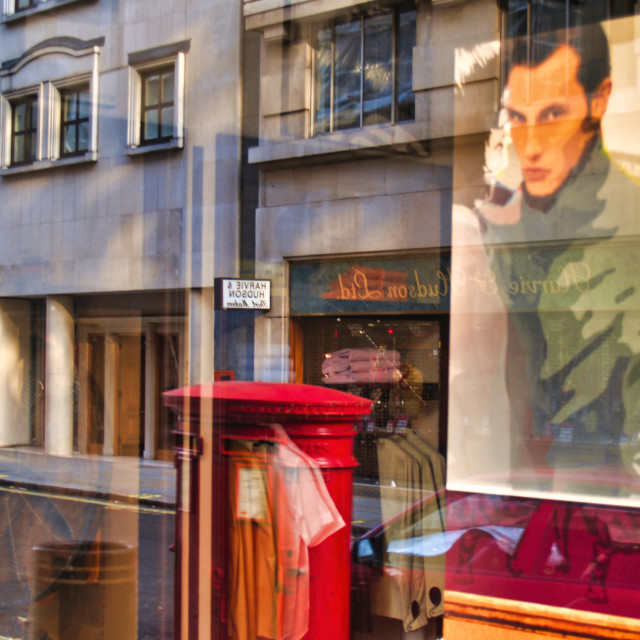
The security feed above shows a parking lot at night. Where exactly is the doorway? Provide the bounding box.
[116,335,144,457]
[77,320,183,459]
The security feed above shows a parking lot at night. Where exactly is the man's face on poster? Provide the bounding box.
[506,45,610,199]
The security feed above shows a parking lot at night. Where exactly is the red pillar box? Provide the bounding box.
[164,382,372,640]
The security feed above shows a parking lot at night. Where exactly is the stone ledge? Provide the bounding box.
[126,139,184,157]
[248,121,433,166]
[1,152,97,176]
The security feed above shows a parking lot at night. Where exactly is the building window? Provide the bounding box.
[1,37,102,174]
[1,80,97,172]
[127,40,190,154]
[503,0,636,41]
[14,0,36,11]
[60,85,90,157]
[314,7,416,135]
[10,95,37,166]
[2,0,93,22]
[140,68,174,145]
[501,1,637,90]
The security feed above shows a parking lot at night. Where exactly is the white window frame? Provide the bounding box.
[0,37,101,175]
[2,0,91,23]
[312,6,417,136]
[127,40,190,156]
[1,86,42,167]
[51,75,97,160]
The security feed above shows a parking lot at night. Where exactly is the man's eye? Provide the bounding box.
[508,112,526,126]
[542,107,566,122]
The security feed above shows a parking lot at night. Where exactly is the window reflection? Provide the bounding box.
[363,14,393,126]
[314,8,416,134]
[10,96,37,165]
[334,20,362,131]
[60,86,90,156]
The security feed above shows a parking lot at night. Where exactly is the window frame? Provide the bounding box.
[58,82,91,158]
[48,74,98,165]
[127,40,190,156]
[499,0,638,94]
[1,86,42,170]
[9,92,38,166]
[0,38,102,175]
[13,0,36,12]
[139,66,175,147]
[499,1,639,52]
[312,6,416,136]
[2,0,93,23]
[1,76,98,174]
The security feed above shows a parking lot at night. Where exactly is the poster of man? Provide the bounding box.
[449,13,640,505]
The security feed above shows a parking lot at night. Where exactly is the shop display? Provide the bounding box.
[228,436,345,640]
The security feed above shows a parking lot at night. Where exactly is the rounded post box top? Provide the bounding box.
[163,381,372,422]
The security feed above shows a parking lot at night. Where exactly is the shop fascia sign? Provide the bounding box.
[216,278,271,310]
[290,256,450,314]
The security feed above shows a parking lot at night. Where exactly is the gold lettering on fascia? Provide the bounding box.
[321,262,592,302]
[322,266,448,302]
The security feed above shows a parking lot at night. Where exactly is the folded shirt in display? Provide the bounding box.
[322,348,402,384]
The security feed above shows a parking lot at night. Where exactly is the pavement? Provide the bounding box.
[0,447,176,640]
[0,446,176,508]
[0,447,389,522]
[0,447,419,640]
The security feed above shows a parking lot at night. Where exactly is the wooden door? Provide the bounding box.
[116,335,143,457]
[87,335,105,454]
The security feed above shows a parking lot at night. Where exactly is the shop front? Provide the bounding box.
[289,254,450,638]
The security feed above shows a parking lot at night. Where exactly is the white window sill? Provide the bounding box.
[1,151,97,176]
[126,139,183,156]
[248,121,431,166]
[2,0,93,23]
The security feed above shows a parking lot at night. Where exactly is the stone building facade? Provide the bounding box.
[0,0,242,458]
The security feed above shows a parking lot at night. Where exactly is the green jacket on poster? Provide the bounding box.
[478,137,640,481]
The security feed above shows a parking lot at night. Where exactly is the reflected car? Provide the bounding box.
[351,484,640,635]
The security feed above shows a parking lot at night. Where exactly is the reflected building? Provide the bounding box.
[243,0,501,634]
[244,0,640,638]
[0,0,242,459]
[1,0,640,637]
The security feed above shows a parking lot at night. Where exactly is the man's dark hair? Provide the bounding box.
[507,23,611,95]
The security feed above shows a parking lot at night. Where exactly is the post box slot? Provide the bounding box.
[220,434,280,456]
[172,430,203,456]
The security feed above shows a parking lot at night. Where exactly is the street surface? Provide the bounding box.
[0,480,421,639]
[0,486,174,639]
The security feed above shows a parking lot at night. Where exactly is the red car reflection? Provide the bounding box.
[351,488,640,633]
